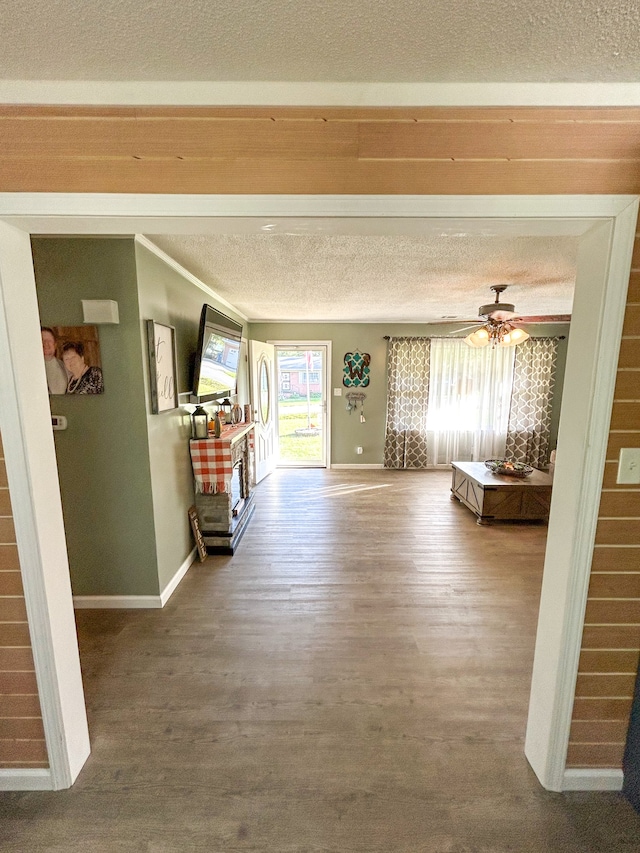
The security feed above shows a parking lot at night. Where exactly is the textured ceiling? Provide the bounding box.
[148,233,577,322]
[1,0,639,82]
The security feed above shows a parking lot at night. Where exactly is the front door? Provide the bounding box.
[275,345,329,467]
[249,339,277,483]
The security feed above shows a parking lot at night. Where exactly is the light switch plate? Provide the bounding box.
[333,388,342,396]
[617,447,640,484]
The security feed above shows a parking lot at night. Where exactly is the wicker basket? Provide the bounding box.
[484,459,534,478]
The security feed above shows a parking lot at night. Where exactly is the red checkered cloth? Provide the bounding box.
[190,424,254,495]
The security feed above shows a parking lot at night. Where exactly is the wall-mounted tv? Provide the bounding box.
[192,305,243,402]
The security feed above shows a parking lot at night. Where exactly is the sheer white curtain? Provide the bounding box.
[425,338,516,466]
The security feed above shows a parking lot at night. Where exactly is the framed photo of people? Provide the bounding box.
[40,325,104,395]
[146,319,179,414]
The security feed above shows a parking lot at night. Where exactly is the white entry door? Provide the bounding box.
[249,339,277,483]
[274,344,329,467]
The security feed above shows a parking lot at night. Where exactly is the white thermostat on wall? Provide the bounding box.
[51,415,68,430]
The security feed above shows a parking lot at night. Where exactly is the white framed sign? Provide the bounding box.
[146,320,178,413]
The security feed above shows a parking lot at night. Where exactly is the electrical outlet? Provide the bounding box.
[617,448,640,484]
[356,446,363,455]
[334,388,342,396]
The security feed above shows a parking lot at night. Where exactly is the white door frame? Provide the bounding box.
[0,193,636,792]
[270,340,332,468]
[0,221,90,790]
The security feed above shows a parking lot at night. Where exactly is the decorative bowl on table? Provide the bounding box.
[484,459,534,478]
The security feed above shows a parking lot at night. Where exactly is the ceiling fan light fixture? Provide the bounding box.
[464,327,491,347]
[463,285,531,349]
[503,327,530,346]
[464,320,530,349]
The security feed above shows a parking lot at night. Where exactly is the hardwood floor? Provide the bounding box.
[1,468,639,852]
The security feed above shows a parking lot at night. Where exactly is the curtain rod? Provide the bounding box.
[383,335,566,340]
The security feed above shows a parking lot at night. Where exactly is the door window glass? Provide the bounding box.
[259,357,270,425]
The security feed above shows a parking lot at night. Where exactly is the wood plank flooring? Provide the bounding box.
[1,468,639,852]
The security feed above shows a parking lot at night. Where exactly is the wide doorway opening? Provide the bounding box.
[0,194,636,796]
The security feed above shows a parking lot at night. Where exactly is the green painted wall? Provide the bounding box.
[249,322,569,466]
[32,237,251,598]
[134,241,249,591]
[32,237,159,595]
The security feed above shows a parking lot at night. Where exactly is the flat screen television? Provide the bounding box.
[192,304,243,402]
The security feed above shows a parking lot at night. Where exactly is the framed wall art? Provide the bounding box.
[343,349,371,387]
[41,324,104,395]
[188,505,208,562]
[146,320,178,413]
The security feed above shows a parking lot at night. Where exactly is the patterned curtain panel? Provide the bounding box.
[505,337,559,468]
[383,337,431,469]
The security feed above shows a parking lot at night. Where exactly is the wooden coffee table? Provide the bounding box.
[450,461,553,525]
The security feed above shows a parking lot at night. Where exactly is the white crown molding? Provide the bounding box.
[3,81,640,107]
[135,235,248,323]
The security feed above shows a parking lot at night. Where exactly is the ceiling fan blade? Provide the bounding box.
[443,324,481,335]
[515,314,572,324]
[428,318,478,324]
[428,312,571,327]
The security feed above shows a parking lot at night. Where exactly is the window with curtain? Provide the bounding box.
[425,338,516,466]
[384,336,559,470]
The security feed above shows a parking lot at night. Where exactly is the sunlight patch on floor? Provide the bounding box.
[300,483,393,499]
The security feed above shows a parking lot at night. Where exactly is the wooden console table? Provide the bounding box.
[450,461,553,525]
[189,422,255,553]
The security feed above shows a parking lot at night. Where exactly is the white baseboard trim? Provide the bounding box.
[0,769,54,791]
[160,547,197,606]
[73,595,162,609]
[562,769,624,791]
[330,463,385,469]
[73,547,198,610]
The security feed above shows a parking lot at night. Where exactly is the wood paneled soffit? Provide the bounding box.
[2,105,640,194]
[5,105,640,121]
[2,158,640,195]
[5,117,640,161]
